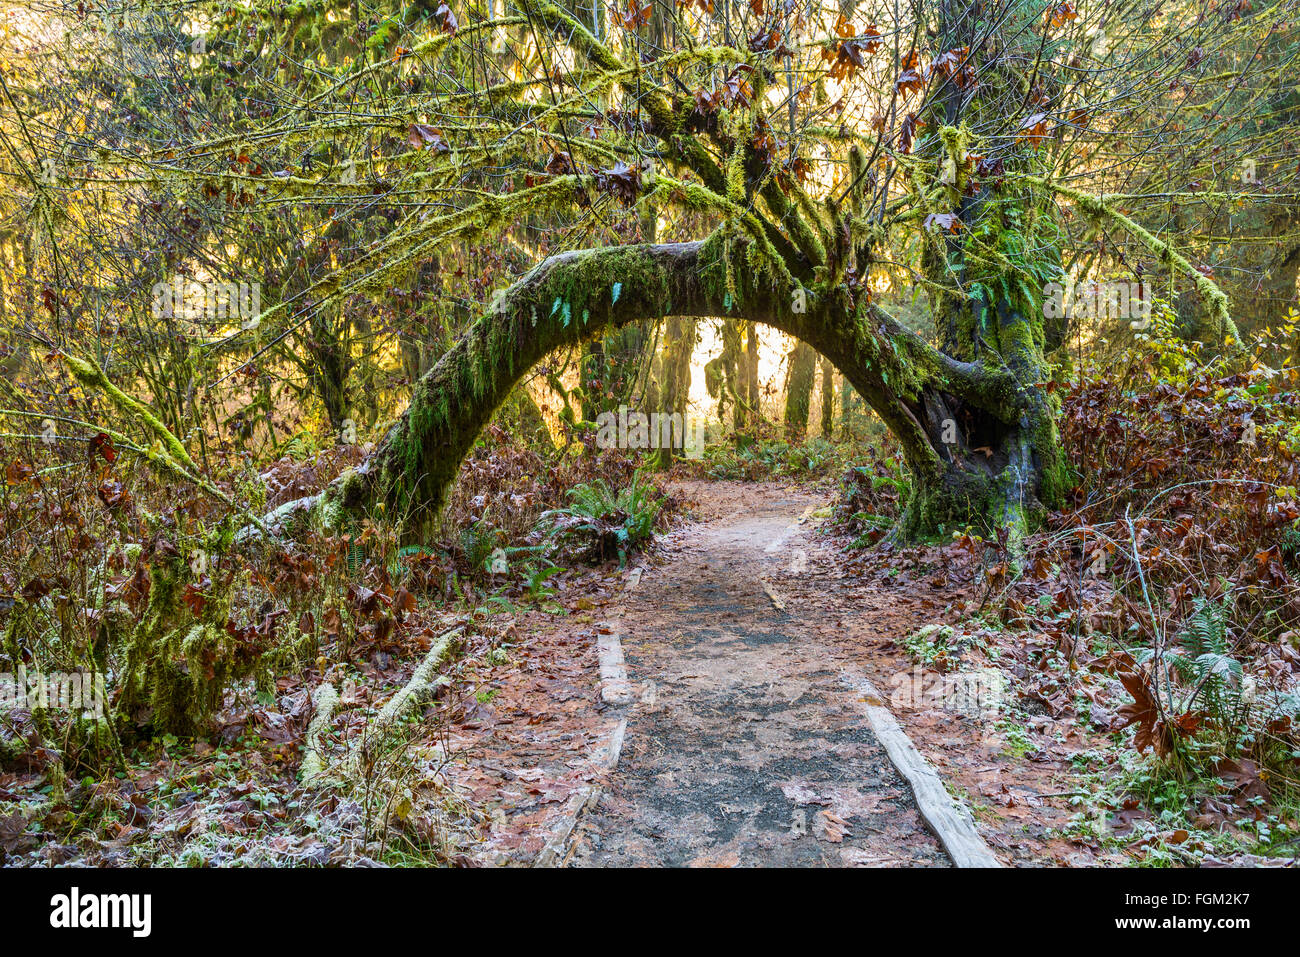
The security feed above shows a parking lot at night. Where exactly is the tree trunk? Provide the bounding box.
[303,302,352,434]
[653,316,696,468]
[577,339,603,422]
[717,318,743,431]
[310,235,1057,545]
[783,340,816,440]
[839,377,859,441]
[743,321,760,431]
[276,0,1077,548]
[603,322,654,409]
[819,356,834,438]
[1257,242,1300,331]
[498,385,554,450]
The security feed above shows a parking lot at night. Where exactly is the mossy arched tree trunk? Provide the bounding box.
[322,232,1054,542]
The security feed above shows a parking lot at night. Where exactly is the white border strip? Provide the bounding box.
[533,718,626,867]
[845,674,1001,868]
[596,626,635,705]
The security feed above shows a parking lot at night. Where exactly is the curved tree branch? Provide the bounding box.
[300,234,1019,536]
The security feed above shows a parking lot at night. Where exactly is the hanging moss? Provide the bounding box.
[115,558,268,737]
[1026,177,1241,346]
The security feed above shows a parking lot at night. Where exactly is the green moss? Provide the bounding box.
[116,558,185,731]
[62,354,198,471]
[1027,177,1241,346]
[937,125,971,196]
[115,557,265,737]
[370,240,703,535]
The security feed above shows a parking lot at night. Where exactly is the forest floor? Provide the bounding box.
[454,480,1116,867]
[9,478,1287,867]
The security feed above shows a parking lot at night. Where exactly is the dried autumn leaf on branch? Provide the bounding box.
[435,2,458,35]
[749,118,785,169]
[96,480,131,511]
[545,151,573,175]
[88,431,116,465]
[777,155,812,192]
[685,88,724,134]
[977,154,1003,185]
[1018,112,1051,147]
[928,46,968,79]
[898,111,924,153]
[1047,1,1077,28]
[824,44,859,81]
[822,17,883,82]
[408,123,451,152]
[594,161,642,205]
[182,576,212,615]
[924,212,962,233]
[929,46,977,89]
[748,29,793,57]
[614,0,652,30]
[722,65,754,107]
[896,48,925,96]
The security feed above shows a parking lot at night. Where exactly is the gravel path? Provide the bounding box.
[569,488,950,867]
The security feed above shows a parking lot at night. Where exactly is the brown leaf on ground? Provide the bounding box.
[1214,758,1271,802]
[1112,666,1173,755]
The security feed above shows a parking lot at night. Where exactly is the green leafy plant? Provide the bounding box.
[538,471,664,565]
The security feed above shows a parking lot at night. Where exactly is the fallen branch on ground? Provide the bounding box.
[300,682,340,786]
[344,627,463,779]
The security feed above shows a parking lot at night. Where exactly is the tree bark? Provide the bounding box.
[652,316,696,468]
[743,321,760,431]
[819,356,835,439]
[783,340,816,440]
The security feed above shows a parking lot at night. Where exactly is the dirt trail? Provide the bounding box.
[566,485,950,867]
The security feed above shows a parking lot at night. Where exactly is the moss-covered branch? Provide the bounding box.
[62,354,199,472]
[301,682,339,786]
[295,231,1020,539]
[1025,176,1242,346]
[518,0,819,274]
